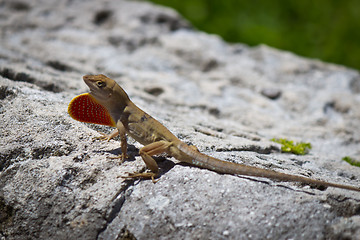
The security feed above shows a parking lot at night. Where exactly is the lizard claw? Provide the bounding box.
[120,172,159,183]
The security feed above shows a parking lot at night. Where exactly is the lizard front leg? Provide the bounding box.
[123,140,172,183]
[115,121,130,162]
[104,121,130,162]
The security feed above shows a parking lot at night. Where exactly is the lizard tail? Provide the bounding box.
[176,142,360,192]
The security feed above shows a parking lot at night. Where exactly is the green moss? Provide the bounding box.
[271,138,312,155]
[342,156,360,168]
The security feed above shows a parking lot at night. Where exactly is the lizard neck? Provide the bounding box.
[98,84,131,122]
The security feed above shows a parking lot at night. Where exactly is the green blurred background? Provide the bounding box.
[148,0,360,70]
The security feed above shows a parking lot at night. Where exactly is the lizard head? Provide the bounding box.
[83,74,130,105]
[83,74,117,102]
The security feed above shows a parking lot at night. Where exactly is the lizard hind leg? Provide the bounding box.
[122,140,172,183]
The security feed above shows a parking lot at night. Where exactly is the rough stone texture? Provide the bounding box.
[1,0,360,239]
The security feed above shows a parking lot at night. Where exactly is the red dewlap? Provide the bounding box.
[68,93,116,127]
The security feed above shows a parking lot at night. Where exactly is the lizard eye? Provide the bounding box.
[96,81,106,88]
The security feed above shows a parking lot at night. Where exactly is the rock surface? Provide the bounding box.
[1,0,360,239]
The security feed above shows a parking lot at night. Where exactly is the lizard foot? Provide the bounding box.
[121,172,159,183]
[109,153,129,164]
[94,129,119,142]
[94,132,112,142]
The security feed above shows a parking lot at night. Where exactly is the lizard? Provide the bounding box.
[68,74,360,192]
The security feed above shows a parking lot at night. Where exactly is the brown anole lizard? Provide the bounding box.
[68,74,360,192]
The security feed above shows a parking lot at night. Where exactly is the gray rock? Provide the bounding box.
[261,88,282,100]
[1,0,360,239]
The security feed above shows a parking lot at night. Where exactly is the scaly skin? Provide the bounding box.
[68,74,360,192]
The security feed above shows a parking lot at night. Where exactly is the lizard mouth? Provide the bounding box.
[84,82,100,97]
[83,75,98,90]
